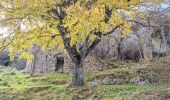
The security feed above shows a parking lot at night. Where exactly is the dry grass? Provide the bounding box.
[146,57,170,83]
[104,56,170,84]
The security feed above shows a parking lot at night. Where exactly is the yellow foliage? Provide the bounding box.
[20,52,33,62]
[0,0,164,61]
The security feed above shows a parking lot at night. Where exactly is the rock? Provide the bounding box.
[147,73,159,84]
[92,76,126,85]
[91,79,102,84]
[91,68,159,85]
[130,77,146,85]
[102,76,113,84]
[119,65,128,68]
[111,78,125,84]
[13,58,27,70]
[136,68,147,74]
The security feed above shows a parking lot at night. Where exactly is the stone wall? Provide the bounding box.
[0,50,27,69]
[25,46,105,74]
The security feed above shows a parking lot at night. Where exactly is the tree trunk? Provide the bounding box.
[57,22,120,87]
[117,37,123,60]
[72,61,84,86]
[31,54,36,76]
[143,29,153,59]
[117,42,121,59]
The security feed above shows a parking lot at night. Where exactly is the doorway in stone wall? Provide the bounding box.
[55,56,64,72]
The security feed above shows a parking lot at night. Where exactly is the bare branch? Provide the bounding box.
[0,37,15,52]
[127,20,160,28]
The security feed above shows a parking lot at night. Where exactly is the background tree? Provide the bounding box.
[0,0,164,86]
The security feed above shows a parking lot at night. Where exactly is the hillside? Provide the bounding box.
[0,57,170,100]
[0,0,169,100]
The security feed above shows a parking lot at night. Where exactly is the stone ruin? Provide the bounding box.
[0,51,27,70]
[25,45,105,74]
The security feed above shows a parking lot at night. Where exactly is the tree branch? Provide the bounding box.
[103,24,122,36]
[0,37,15,52]
[81,25,121,59]
[57,25,81,63]
[127,20,160,28]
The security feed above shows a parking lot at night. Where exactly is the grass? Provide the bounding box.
[0,66,70,99]
[0,57,169,100]
[93,84,170,100]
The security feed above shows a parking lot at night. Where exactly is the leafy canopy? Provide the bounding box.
[0,0,164,61]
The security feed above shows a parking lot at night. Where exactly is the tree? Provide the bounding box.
[0,0,164,86]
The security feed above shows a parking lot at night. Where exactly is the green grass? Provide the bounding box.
[92,83,170,100]
[0,65,169,100]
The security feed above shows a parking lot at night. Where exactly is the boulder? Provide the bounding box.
[91,74,126,85]
[11,58,27,70]
[102,76,125,85]
[147,73,159,84]
[130,77,146,85]
[120,34,144,62]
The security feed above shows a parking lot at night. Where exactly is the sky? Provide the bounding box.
[159,2,169,10]
[0,25,8,38]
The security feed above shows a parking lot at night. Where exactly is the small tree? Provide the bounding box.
[0,0,164,86]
